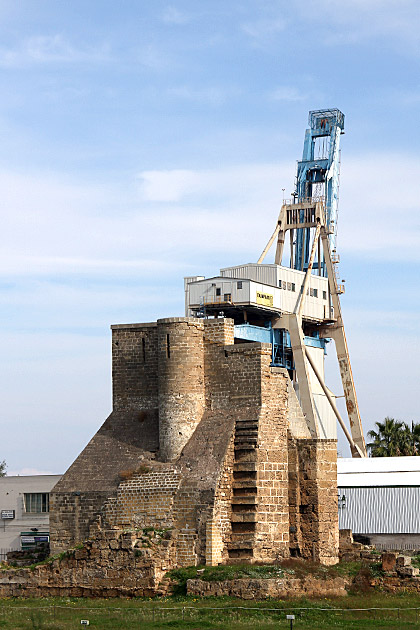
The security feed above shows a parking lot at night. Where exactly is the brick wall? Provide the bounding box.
[103,467,182,530]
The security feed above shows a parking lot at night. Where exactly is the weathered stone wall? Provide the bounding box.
[254,364,290,562]
[288,436,303,556]
[112,323,158,412]
[158,318,205,461]
[0,529,176,598]
[186,576,348,599]
[50,408,159,553]
[102,466,182,530]
[206,433,235,566]
[296,439,338,565]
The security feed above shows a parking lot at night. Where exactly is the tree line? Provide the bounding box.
[367,417,420,457]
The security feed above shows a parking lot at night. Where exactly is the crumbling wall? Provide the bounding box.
[0,529,176,598]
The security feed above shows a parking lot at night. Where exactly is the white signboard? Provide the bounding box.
[1,510,15,519]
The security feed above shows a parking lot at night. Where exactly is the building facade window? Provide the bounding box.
[24,493,50,513]
[237,281,242,289]
[216,288,221,296]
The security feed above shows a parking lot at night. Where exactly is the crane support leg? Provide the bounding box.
[327,326,367,457]
[304,347,364,457]
[277,314,319,438]
[258,224,280,264]
[319,226,367,457]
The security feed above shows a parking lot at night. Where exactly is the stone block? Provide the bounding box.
[381,552,397,572]
[396,555,412,567]
[397,565,419,578]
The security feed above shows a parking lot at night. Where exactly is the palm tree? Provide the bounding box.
[411,423,420,455]
[367,417,411,457]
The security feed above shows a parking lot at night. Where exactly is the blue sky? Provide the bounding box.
[1,0,419,473]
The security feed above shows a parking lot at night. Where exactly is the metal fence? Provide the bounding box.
[2,605,420,628]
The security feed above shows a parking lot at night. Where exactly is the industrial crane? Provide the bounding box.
[185,109,367,457]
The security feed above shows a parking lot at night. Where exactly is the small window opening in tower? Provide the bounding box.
[142,337,146,362]
[166,333,171,359]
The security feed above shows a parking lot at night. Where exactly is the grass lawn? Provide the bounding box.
[2,593,420,629]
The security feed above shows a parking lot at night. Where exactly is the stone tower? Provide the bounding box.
[50,317,338,566]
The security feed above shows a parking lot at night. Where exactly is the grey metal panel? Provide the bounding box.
[338,486,420,534]
[221,264,278,287]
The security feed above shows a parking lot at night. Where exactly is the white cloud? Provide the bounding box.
[0,34,109,67]
[2,153,417,285]
[241,18,286,42]
[138,163,292,203]
[337,153,420,260]
[162,6,191,25]
[295,0,420,52]
[271,86,306,102]
[167,85,233,105]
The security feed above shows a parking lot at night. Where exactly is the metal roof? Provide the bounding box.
[338,456,420,487]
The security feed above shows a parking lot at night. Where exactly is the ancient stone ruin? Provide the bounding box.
[49,316,338,571]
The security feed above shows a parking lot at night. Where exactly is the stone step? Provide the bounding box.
[235,430,258,438]
[234,444,257,451]
[235,419,258,425]
[231,513,257,523]
[228,536,255,548]
[233,451,258,463]
[232,479,257,491]
[235,435,258,443]
[233,472,256,482]
[231,496,258,505]
[233,462,258,472]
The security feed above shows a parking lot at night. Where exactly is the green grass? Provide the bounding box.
[2,593,420,629]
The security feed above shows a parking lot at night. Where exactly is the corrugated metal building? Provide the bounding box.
[338,457,420,550]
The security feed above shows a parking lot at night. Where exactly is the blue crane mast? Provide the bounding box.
[293,109,344,274]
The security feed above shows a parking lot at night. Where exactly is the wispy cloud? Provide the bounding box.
[167,85,234,105]
[296,0,420,53]
[2,153,419,287]
[162,6,191,25]
[270,86,306,102]
[0,34,110,67]
[241,18,286,42]
[338,153,420,260]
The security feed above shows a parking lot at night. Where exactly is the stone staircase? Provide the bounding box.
[227,418,259,562]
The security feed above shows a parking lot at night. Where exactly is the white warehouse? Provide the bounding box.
[338,457,420,550]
